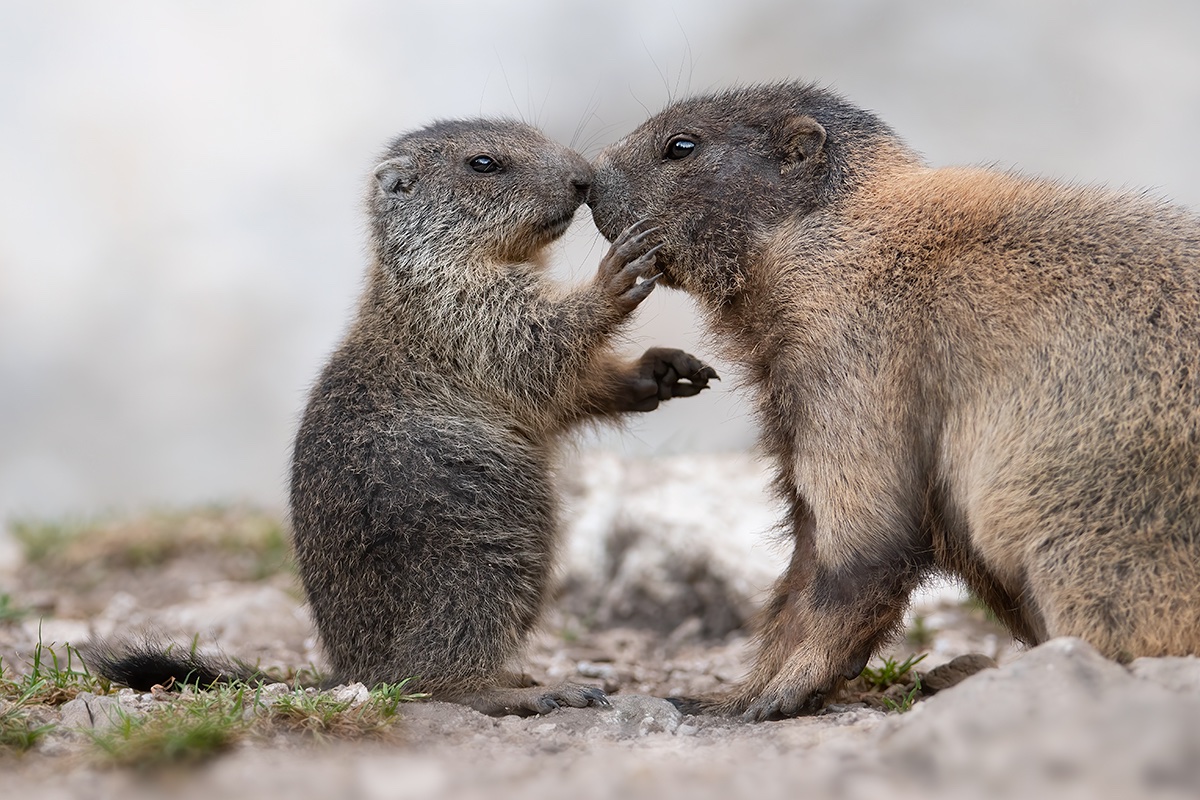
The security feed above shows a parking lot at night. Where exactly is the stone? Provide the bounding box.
[330,682,369,707]
[58,691,135,732]
[559,453,787,637]
[919,653,998,694]
[544,694,683,740]
[1128,655,1200,694]
[874,638,1200,795]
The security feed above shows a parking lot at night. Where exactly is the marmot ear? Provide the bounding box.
[779,115,826,171]
[375,156,418,196]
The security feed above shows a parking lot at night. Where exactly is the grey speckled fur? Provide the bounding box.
[88,120,716,717]
[288,119,715,715]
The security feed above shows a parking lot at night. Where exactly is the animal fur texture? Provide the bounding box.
[588,82,1200,720]
[90,119,716,716]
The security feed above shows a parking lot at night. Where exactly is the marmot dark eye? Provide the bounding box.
[665,137,697,161]
[468,155,501,174]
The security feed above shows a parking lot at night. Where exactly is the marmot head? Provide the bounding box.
[588,82,908,301]
[369,119,592,269]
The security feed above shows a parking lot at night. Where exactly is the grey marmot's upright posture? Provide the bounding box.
[587,82,1200,720]
[89,119,716,716]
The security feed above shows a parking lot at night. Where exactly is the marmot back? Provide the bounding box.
[589,82,1200,720]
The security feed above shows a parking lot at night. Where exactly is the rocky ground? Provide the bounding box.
[2,453,1199,799]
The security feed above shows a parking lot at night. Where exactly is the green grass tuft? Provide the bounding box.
[881,672,923,713]
[2,635,110,707]
[86,678,426,767]
[268,680,425,739]
[0,676,57,753]
[859,653,928,690]
[88,686,253,769]
[368,679,429,716]
[0,633,114,754]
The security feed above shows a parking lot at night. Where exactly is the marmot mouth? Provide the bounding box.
[540,209,577,239]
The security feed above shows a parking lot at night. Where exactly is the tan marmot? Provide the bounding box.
[587,81,1200,720]
[90,119,716,716]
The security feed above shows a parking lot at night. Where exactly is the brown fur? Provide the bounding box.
[90,119,716,716]
[588,82,1200,720]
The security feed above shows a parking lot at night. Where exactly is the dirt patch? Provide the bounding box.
[3,495,1195,798]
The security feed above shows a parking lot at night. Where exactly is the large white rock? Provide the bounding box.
[559,452,788,635]
[873,637,1200,796]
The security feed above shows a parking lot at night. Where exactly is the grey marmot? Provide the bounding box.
[90,119,716,717]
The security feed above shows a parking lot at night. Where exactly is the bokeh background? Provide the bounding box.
[3,0,1200,527]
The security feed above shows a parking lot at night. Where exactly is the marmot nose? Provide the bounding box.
[572,176,592,203]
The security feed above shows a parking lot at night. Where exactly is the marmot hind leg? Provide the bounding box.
[1029,536,1200,661]
[450,681,610,717]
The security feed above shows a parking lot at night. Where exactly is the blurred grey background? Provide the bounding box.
[3,0,1199,525]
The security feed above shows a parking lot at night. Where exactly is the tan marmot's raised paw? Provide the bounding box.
[88,119,716,716]
[589,81,1200,720]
